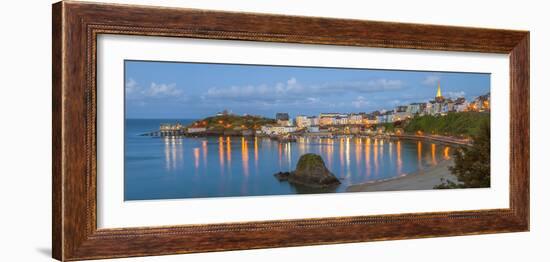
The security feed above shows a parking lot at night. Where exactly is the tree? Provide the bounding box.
[435,119,490,189]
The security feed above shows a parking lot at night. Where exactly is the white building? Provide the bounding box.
[363,114,379,125]
[319,113,339,126]
[425,102,433,115]
[277,119,293,127]
[454,101,468,112]
[187,127,206,133]
[295,115,310,128]
[308,116,319,126]
[260,125,297,135]
[427,100,444,115]
[407,102,427,115]
[348,113,363,125]
[335,114,349,125]
[471,93,490,111]
[160,123,184,131]
[392,112,412,122]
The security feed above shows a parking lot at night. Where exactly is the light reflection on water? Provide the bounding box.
[193,137,451,179]
[241,137,249,177]
[163,137,183,171]
[125,133,455,200]
[123,117,454,200]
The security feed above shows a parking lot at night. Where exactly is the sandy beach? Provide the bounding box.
[346,160,457,192]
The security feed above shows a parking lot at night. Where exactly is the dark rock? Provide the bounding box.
[273,153,340,188]
[274,171,291,181]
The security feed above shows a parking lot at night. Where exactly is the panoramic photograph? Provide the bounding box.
[124,60,491,201]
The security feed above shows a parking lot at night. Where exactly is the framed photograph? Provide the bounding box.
[52,1,529,261]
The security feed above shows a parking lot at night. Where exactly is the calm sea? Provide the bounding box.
[125,119,453,200]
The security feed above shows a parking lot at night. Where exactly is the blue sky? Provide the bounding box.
[125,60,490,119]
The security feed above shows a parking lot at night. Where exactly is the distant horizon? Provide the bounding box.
[125,60,490,119]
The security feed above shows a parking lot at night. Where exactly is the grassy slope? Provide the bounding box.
[403,112,490,137]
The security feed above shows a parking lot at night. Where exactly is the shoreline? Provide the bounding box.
[145,133,469,147]
[390,134,471,146]
[346,159,457,192]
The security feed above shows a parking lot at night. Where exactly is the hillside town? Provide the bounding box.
[151,82,489,139]
[258,82,490,136]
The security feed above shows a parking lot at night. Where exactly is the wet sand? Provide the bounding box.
[346,160,457,192]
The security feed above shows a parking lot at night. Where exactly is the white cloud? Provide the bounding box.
[305,97,320,104]
[422,75,441,86]
[389,99,401,105]
[446,91,466,98]
[125,78,139,94]
[351,96,369,108]
[324,79,403,93]
[203,77,403,103]
[144,82,183,97]
[125,79,184,99]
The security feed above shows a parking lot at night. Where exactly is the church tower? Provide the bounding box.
[435,80,444,102]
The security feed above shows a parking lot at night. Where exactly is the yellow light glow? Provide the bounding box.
[226,137,231,165]
[218,136,224,168]
[397,141,402,175]
[193,148,200,169]
[431,143,437,165]
[241,137,249,177]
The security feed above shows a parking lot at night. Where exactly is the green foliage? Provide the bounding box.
[380,123,395,132]
[435,119,491,189]
[296,153,326,170]
[404,112,490,137]
[376,120,406,133]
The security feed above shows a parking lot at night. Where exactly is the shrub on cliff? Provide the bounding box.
[435,119,491,189]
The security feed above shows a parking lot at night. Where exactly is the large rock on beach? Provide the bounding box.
[274,153,340,188]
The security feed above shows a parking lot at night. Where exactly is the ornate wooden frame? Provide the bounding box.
[52,1,530,261]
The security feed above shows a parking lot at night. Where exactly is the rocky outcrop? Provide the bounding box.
[274,153,340,188]
[274,171,292,181]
